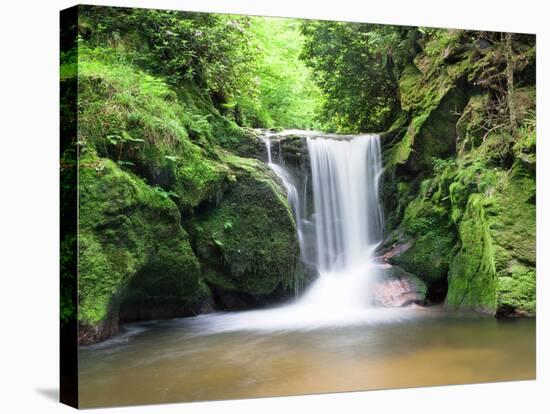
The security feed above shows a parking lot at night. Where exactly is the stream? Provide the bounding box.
[79,309,535,407]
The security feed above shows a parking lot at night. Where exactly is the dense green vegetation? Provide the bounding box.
[60,5,536,344]
[77,7,323,130]
[301,23,417,132]
[379,30,536,314]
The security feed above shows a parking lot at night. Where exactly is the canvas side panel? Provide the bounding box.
[60,4,79,409]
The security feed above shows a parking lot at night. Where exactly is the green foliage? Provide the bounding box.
[234,17,323,129]
[80,7,255,99]
[78,6,323,130]
[513,108,536,167]
[301,22,418,133]
[60,235,77,324]
[432,156,454,176]
[76,45,232,210]
[153,185,179,200]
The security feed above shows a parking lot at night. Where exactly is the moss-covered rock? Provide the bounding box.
[382,30,536,317]
[190,152,300,304]
[78,154,205,344]
[215,127,265,159]
[388,192,455,299]
[445,194,497,313]
[70,45,307,342]
[446,165,536,315]
[456,93,490,155]
[385,34,472,171]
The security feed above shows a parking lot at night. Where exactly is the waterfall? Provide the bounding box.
[297,135,384,309]
[308,136,383,271]
[264,133,384,309]
[195,133,403,333]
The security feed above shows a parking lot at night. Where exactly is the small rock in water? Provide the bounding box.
[372,265,427,308]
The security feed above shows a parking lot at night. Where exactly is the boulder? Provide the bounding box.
[190,152,301,307]
[446,165,536,316]
[78,154,207,345]
[372,265,428,307]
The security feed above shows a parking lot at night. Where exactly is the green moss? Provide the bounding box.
[78,231,120,324]
[446,168,535,314]
[446,194,497,312]
[383,30,535,317]
[385,116,421,167]
[75,45,238,210]
[497,264,535,315]
[388,38,472,170]
[413,87,468,170]
[489,168,536,263]
[390,197,455,284]
[400,49,468,118]
[190,154,299,296]
[386,98,535,316]
[60,235,77,324]
[78,154,204,325]
[391,233,454,284]
[120,240,207,311]
[513,105,536,171]
[215,128,264,158]
[399,64,423,112]
[456,94,489,155]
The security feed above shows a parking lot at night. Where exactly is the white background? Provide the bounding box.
[0,0,547,412]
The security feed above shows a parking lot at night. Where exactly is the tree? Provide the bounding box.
[300,21,418,133]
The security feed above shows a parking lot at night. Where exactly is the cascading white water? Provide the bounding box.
[191,132,411,332]
[309,135,383,271]
[298,135,384,309]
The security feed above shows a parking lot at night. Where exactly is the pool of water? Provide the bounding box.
[78,308,535,408]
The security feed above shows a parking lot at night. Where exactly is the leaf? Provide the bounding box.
[166,191,180,199]
[117,160,135,167]
[106,134,120,145]
[121,131,144,143]
[221,101,237,109]
[152,185,180,199]
[164,155,179,162]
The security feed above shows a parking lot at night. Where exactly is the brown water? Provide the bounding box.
[78,308,535,408]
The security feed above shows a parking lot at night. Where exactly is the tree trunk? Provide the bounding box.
[505,33,517,135]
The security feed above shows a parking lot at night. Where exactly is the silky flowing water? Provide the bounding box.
[79,310,535,407]
[79,133,535,407]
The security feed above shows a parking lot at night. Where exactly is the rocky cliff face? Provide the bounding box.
[379,30,536,316]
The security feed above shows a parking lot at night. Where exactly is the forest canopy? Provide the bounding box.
[77,7,324,130]
[71,7,428,133]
